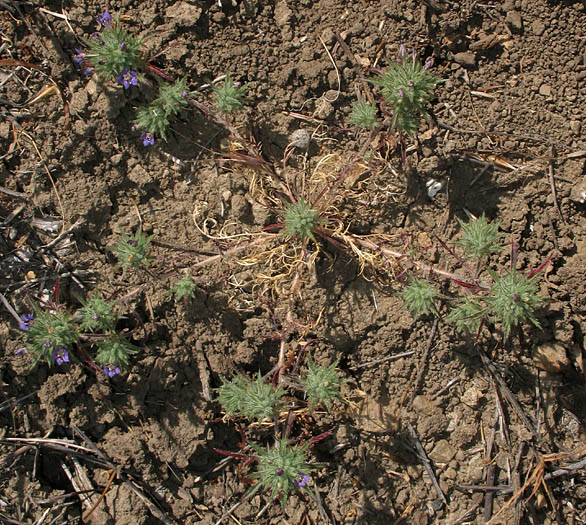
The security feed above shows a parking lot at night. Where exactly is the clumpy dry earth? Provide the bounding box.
[1,0,586,524]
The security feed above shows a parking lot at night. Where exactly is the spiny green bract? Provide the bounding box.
[283,199,320,242]
[171,275,198,302]
[85,16,143,79]
[23,308,78,366]
[95,336,138,369]
[79,292,118,333]
[399,277,439,318]
[213,73,247,114]
[349,100,378,129]
[486,269,544,338]
[455,214,504,259]
[217,373,284,421]
[303,358,343,409]
[111,229,152,269]
[251,439,314,509]
[134,79,189,140]
[446,296,485,334]
[369,51,440,136]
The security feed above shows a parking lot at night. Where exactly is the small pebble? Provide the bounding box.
[453,51,476,67]
[288,129,311,149]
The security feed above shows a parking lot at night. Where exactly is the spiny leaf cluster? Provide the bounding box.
[134,78,190,141]
[369,50,440,136]
[85,15,143,79]
[111,229,152,269]
[302,358,344,409]
[251,440,315,509]
[217,373,284,421]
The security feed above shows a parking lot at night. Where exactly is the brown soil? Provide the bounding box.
[1,0,586,524]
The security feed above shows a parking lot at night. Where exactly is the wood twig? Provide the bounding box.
[406,421,447,506]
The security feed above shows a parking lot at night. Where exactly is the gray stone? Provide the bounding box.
[453,52,476,67]
[506,10,523,32]
[531,19,546,36]
[539,84,552,97]
[429,439,457,464]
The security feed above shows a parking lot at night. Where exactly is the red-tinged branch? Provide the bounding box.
[214,448,249,460]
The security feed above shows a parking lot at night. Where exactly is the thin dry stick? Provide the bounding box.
[407,316,440,407]
[349,350,415,370]
[82,469,116,521]
[548,146,565,224]
[479,348,536,437]
[19,131,66,235]
[70,426,177,525]
[406,421,447,505]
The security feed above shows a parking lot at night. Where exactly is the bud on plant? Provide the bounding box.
[369,47,440,136]
[399,277,439,318]
[455,214,504,260]
[251,439,315,509]
[213,73,247,114]
[111,229,152,269]
[217,373,284,421]
[302,358,343,409]
[79,292,118,333]
[486,269,544,338]
[349,100,378,129]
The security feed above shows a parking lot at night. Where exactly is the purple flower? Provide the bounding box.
[15,347,27,356]
[275,468,284,476]
[43,340,53,349]
[424,57,433,70]
[19,313,34,331]
[293,472,310,487]
[398,89,405,98]
[140,132,155,146]
[52,348,69,366]
[73,48,85,66]
[119,42,126,51]
[116,69,138,89]
[399,43,407,57]
[92,313,99,320]
[104,364,120,377]
[98,11,112,27]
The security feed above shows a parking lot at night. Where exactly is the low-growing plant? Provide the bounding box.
[95,336,138,377]
[213,73,247,114]
[110,229,152,270]
[171,275,199,304]
[133,78,190,142]
[368,45,440,137]
[400,215,547,340]
[217,373,284,421]
[19,308,78,367]
[455,213,504,261]
[18,292,138,377]
[80,12,143,81]
[302,358,343,409]
[485,269,543,338]
[79,292,118,333]
[215,357,341,509]
[399,277,439,319]
[250,440,315,509]
[349,99,378,129]
[73,10,248,146]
